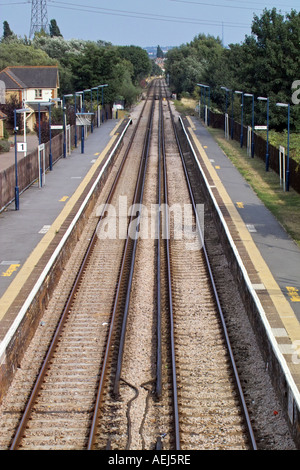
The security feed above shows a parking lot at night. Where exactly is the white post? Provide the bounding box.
[247,126,252,157]
[279,146,286,190]
[225,113,229,140]
[66,124,71,155]
[38,144,45,188]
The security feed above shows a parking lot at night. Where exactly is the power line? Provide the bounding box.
[47,0,251,28]
[170,0,299,11]
[0,2,30,5]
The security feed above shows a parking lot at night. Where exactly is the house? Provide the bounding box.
[0,110,7,139]
[0,66,59,131]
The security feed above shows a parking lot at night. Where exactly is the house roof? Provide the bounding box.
[0,66,59,90]
[0,111,7,120]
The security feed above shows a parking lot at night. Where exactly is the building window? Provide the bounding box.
[35,89,43,99]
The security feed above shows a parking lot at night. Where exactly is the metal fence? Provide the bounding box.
[208,110,300,194]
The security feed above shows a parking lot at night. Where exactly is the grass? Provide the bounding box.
[173,96,300,247]
[267,130,300,164]
[173,98,300,246]
[174,98,197,116]
[207,127,300,247]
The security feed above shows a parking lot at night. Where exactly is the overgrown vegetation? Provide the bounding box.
[0,21,152,108]
[165,8,300,135]
[208,127,300,247]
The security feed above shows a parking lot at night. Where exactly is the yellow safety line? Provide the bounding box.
[186,116,300,344]
[0,132,119,320]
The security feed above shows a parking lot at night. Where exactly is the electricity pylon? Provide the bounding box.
[29,0,50,38]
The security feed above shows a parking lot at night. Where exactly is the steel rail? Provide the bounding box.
[87,85,157,450]
[112,97,155,397]
[161,93,181,451]
[165,86,257,451]
[9,84,155,451]
[155,87,163,399]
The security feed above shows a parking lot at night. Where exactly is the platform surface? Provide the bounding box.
[187,116,300,321]
[1,111,300,399]
[0,119,122,338]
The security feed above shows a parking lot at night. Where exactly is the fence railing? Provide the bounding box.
[0,123,86,212]
[207,110,300,194]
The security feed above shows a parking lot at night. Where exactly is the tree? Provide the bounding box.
[157,45,164,59]
[2,21,14,41]
[165,35,223,96]
[49,19,63,38]
[227,8,300,129]
[117,46,151,84]
[0,40,56,70]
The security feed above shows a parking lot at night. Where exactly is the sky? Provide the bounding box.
[0,0,299,48]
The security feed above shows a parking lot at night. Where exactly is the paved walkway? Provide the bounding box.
[0,134,39,172]
[0,119,121,299]
[187,115,300,322]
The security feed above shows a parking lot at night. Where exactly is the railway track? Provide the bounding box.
[0,79,260,450]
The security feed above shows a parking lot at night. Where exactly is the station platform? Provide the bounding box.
[0,119,124,344]
[183,114,300,428]
[0,104,300,440]
[187,116,300,321]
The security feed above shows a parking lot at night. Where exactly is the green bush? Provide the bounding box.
[0,140,10,153]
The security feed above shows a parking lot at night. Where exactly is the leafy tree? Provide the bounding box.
[116,45,151,84]
[227,8,300,129]
[49,19,62,38]
[157,45,164,58]
[2,21,14,41]
[0,94,22,129]
[165,35,223,96]
[0,40,56,69]
[165,9,300,130]
[152,60,162,76]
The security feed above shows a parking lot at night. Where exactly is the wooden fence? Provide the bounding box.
[0,124,81,211]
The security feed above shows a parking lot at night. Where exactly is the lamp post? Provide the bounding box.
[74,93,78,148]
[244,93,255,158]
[76,92,84,153]
[92,87,99,127]
[197,84,210,126]
[276,102,290,191]
[231,90,234,140]
[84,89,93,133]
[63,94,74,158]
[257,97,270,171]
[100,84,108,123]
[48,101,53,170]
[221,86,231,138]
[37,101,55,183]
[235,91,244,147]
[14,108,30,210]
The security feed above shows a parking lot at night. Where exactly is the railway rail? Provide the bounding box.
[0,78,283,450]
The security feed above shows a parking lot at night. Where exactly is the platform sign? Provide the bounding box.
[254,125,268,131]
[17,142,27,152]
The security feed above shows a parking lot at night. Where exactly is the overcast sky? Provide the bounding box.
[1,0,299,48]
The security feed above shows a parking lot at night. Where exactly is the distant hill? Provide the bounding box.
[144,46,174,58]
